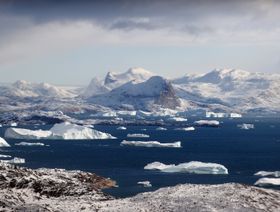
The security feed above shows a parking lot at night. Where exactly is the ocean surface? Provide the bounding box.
[1,117,280,198]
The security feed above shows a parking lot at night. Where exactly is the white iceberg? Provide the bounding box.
[156,127,167,131]
[206,112,226,118]
[15,142,45,146]
[127,133,150,138]
[230,113,242,118]
[121,140,181,148]
[254,178,280,187]
[238,123,254,130]
[1,157,25,164]
[144,161,228,175]
[168,117,188,122]
[117,126,127,130]
[137,181,152,187]
[5,122,116,140]
[0,154,12,158]
[254,171,280,178]
[194,120,220,127]
[175,127,195,131]
[10,122,18,127]
[0,137,10,147]
[0,124,2,127]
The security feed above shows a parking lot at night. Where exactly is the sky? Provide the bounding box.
[0,0,280,85]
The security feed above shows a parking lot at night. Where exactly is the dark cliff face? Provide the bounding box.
[154,80,180,109]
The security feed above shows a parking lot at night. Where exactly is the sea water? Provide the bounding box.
[0,117,280,198]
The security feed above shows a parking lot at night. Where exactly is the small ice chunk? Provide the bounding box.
[144,161,228,175]
[255,178,280,187]
[10,122,18,127]
[156,127,167,131]
[168,117,188,122]
[121,140,181,148]
[127,133,150,138]
[137,181,152,187]
[254,171,280,178]
[237,123,254,130]
[117,126,127,130]
[194,120,219,127]
[175,127,195,131]
[15,142,45,146]
[0,137,10,147]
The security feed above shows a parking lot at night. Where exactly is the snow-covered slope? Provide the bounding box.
[80,78,109,98]
[172,68,280,112]
[1,80,77,98]
[88,76,180,110]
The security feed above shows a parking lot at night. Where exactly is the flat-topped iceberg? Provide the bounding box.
[238,123,254,130]
[255,171,280,178]
[175,127,195,131]
[168,117,188,122]
[5,122,116,140]
[0,137,10,147]
[127,133,150,138]
[15,142,45,146]
[1,157,25,164]
[121,140,181,148]
[194,120,220,127]
[144,161,228,175]
[255,178,280,187]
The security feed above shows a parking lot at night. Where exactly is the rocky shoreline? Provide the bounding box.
[0,163,280,212]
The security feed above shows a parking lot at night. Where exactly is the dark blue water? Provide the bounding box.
[1,117,280,197]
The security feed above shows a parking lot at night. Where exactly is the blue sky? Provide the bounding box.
[0,0,280,85]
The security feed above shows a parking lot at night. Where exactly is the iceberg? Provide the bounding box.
[1,157,25,164]
[5,122,116,140]
[144,161,228,175]
[137,181,152,187]
[168,117,188,122]
[0,154,12,158]
[121,140,181,148]
[10,122,18,127]
[230,113,242,118]
[175,127,195,131]
[238,123,254,130]
[0,124,2,127]
[194,120,219,127]
[254,171,280,178]
[15,142,45,146]
[156,127,167,131]
[0,137,10,147]
[117,126,127,130]
[206,112,226,118]
[255,178,280,187]
[127,133,150,138]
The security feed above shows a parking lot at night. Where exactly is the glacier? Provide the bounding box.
[144,161,228,175]
[120,140,181,148]
[5,122,116,140]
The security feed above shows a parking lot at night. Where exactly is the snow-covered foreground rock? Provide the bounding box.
[0,137,10,147]
[121,140,181,148]
[5,122,116,140]
[144,161,228,174]
[0,163,279,212]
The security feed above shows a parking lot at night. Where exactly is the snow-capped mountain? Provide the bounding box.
[104,67,155,90]
[88,76,180,110]
[1,80,77,98]
[172,68,280,112]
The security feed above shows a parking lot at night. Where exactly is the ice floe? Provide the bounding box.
[117,126,127,130]
[137,181,152,187]
[5,122,116,140]
[254,178,280,187]
[175,127,195,131]
[156,127,167,131]
[127,133,150,138]
[194,120,219,127]
[0,137,10,147]
[121,140,181,148]
[15,142,45,146]
[144,161,228,175]
[238,123,254,130]
[0,154,12,158]
[254,171,280,178]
